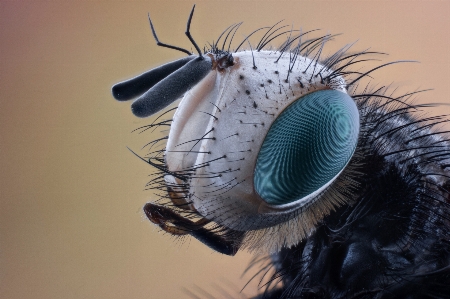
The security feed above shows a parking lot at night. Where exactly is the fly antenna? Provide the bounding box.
[148,13,192,55]
[186,5,203,58]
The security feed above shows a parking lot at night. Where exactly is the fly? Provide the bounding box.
[112,5,450,298]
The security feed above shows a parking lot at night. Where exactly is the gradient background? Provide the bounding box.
[1,1,449,298]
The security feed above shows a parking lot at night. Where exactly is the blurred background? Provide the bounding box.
[1,1,449,298]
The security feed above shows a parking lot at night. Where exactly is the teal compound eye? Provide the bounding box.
[254,89,360,206]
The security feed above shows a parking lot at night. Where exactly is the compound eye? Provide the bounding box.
[254,89,360,206]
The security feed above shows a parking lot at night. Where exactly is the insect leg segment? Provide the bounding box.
[143,202,243,255]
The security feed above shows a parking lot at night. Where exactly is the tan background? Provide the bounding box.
[1,1,449,298]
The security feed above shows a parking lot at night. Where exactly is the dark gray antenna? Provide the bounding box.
[185,5,203,58]
[148,13,192,55]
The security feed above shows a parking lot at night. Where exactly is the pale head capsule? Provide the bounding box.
[112,5,362,254]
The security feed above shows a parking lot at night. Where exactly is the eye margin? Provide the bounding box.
[253,89,360,207]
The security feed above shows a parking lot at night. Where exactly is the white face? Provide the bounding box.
[163,50,359,252]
